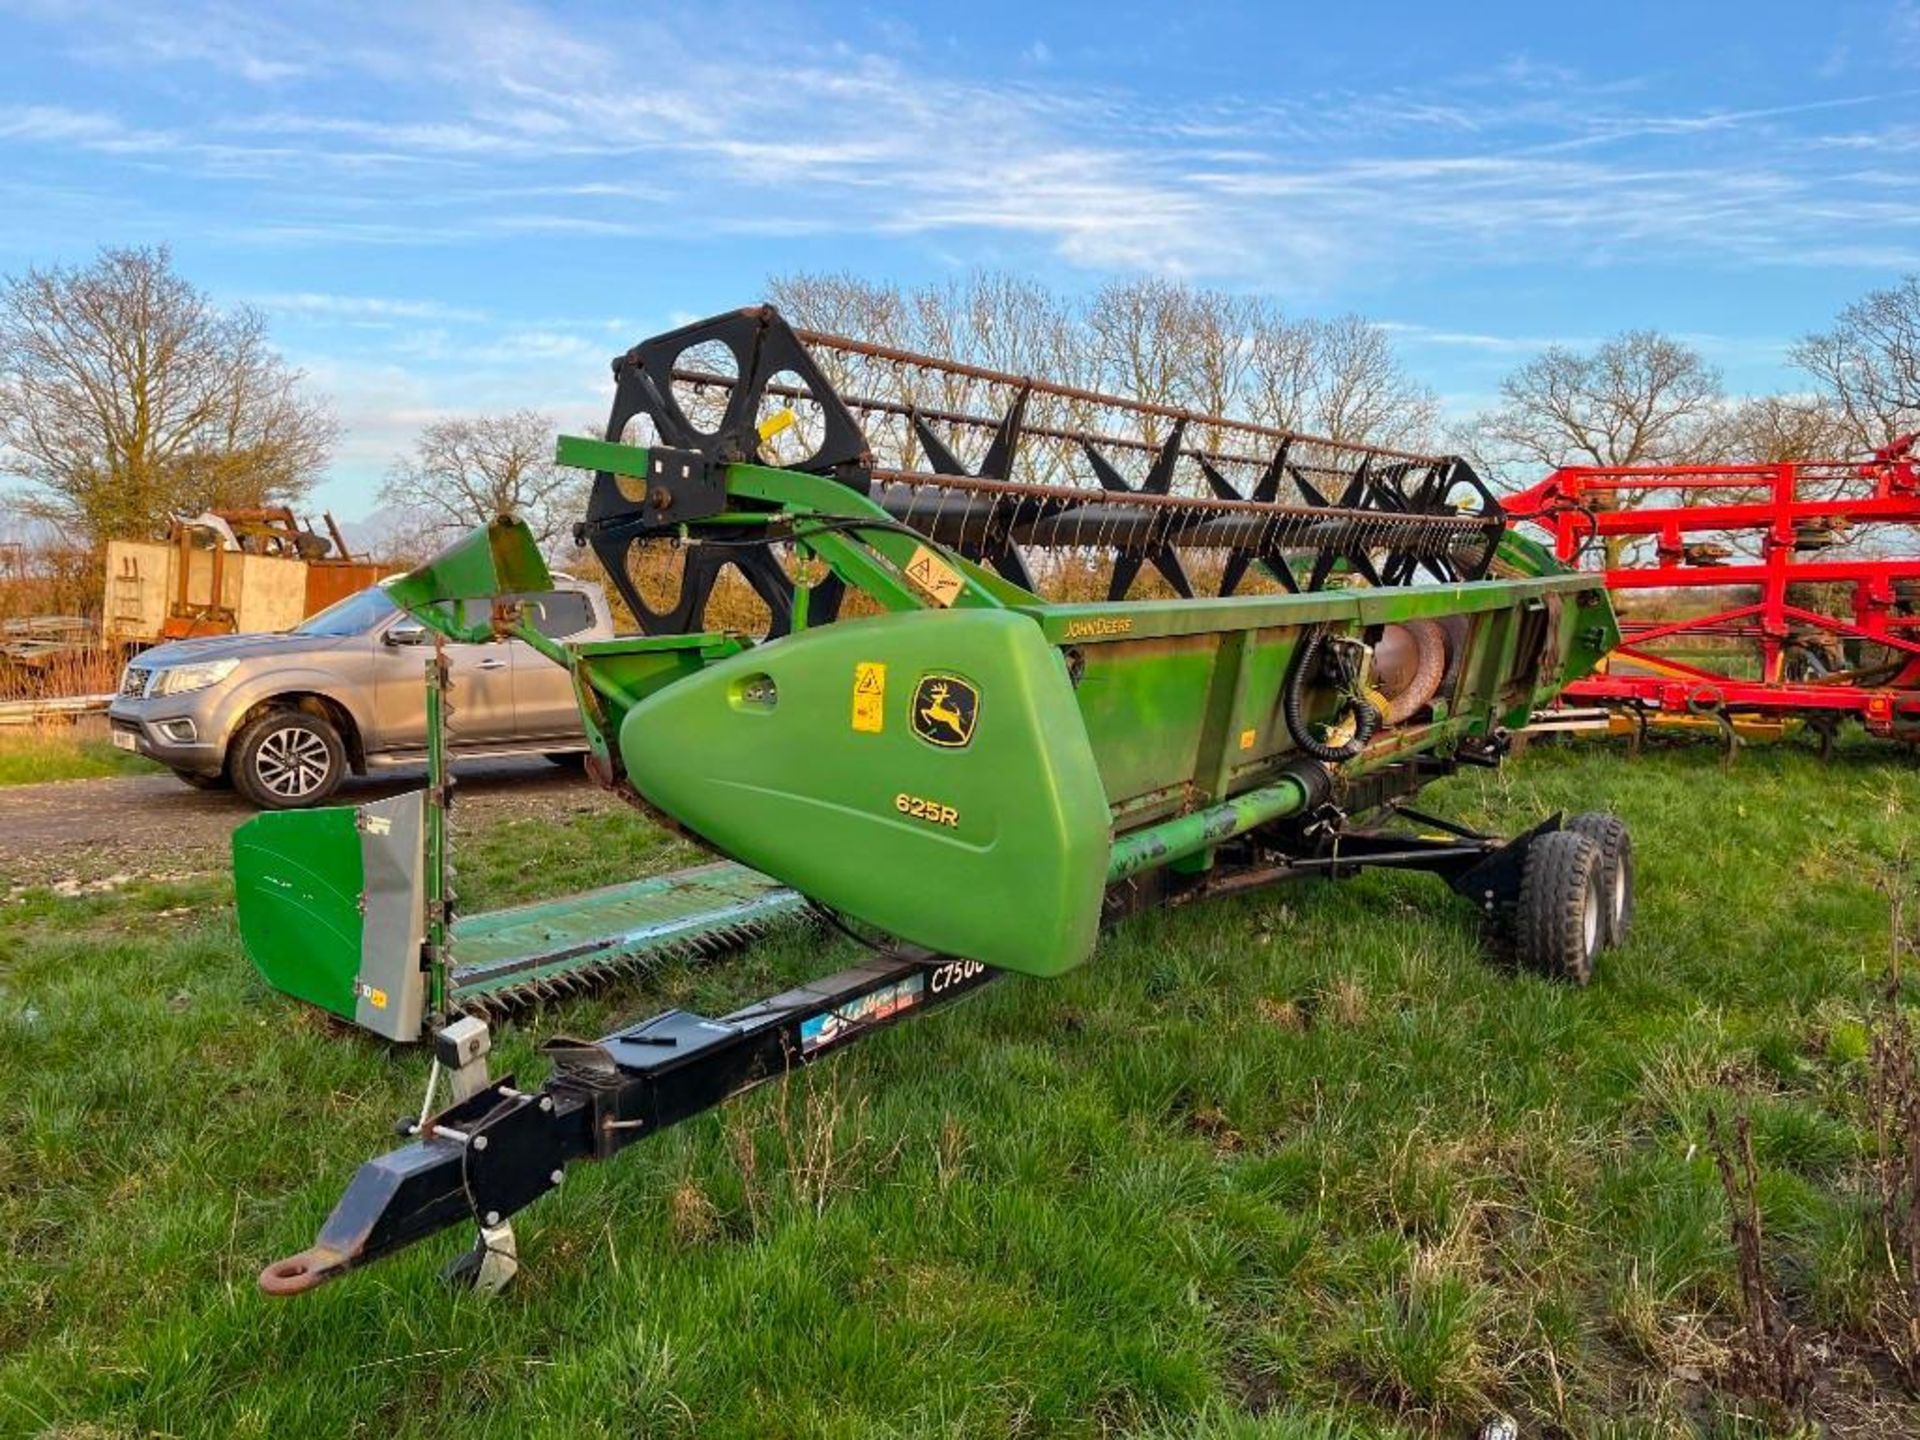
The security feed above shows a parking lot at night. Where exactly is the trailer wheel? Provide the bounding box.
[231,709,346,810]
[1515,830,1604,985]
[1565,812,1634,947]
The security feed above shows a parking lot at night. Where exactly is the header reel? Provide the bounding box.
[580,306,1507,638]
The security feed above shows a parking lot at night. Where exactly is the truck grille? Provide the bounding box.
[120,665,151,698]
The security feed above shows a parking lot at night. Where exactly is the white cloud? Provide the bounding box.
[248,292,490,323]
[293,348,612,517]
[1897,2,1920,66]
[12,3,1920,286]
[13,0,1917,505]
[1379,323,1597,355]
[0,104,123,143]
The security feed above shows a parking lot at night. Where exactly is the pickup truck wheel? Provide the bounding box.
[170,767,230,791]
[232,709,346,810]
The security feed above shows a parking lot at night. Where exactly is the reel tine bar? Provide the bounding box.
[587,306,1505,633]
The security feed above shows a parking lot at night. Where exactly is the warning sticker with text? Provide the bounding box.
[903,545,964,607]
[852,661,886,733]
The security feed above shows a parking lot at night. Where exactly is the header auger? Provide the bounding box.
[249,305,1625,1297]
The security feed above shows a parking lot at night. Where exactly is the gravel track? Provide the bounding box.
[0,761,617,890]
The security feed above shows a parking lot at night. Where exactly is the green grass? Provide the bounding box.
[0,727,161,784]
[2,742,1917,1437]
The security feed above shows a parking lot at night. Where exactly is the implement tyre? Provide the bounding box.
[1566,812,1633,947]
[1516,829,1604,985]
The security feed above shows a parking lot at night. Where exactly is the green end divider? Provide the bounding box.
[233,806,368,1021]
[387,517,553,614]
[235,792,808,1041]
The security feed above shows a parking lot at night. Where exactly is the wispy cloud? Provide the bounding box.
[1897,2,1920,66]
[249,292,491,324]
[8,0,1917,282]
[1379,322,1599,355]
[6,0,1915,511]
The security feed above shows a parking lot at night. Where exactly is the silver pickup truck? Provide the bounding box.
[107,578,612,809]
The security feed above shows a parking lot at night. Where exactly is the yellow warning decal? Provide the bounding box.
[1239,727,1257,751]
[903,545,964,607]
[852,661,886,733]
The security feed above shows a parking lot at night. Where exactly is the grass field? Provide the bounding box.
[3,742,1919,1437]
[0,726,159,786]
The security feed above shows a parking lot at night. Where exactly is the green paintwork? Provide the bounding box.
[387,517,554,624]
[233,806,366,1018]
[1106,774,1314,882]
[619,607,1112,977]
[424,654,448,1014]
[239,429,1621,1009]
[450,861,803,1002]
[234,792,802,1030]
[564,438,1613,975]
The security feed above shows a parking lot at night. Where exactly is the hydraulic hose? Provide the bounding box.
[1283,628,1380,763]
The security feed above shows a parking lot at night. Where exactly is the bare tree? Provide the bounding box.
[0,245,335,545]
[380,410,581,554]
[769,270,1083,475]
[767,270,1440,481]
[1698,393,1851,465]
[1792,276,1920,450]
[1189,292,1260,409]
[1084,277,1213,445]
[765,271,904,343]
[1468,330,1723,481]
[1249,313,1438,450]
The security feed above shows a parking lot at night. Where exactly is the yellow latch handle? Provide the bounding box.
[757,408,796,442]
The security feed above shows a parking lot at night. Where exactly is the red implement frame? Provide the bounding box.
[1503,436,1920,742]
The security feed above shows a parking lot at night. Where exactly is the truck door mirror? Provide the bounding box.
[384,618,427,646]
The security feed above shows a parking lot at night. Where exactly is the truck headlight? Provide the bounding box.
[150,659,239,696]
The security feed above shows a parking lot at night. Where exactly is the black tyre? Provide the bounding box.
[543,751,587,768]
[1565,812,1633,948]
[170,767,230,791]
[1515,830,1604,985]
[230,709,346,810]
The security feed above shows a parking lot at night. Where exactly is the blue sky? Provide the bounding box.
[3,0,1919,517]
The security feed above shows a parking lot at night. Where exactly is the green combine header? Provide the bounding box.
[250,305,1626,1296]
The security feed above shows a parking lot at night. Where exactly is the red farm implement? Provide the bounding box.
[1503,437,1920,752]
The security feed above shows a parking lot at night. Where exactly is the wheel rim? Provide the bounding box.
[256,726,332,798]
[1611,861,1628,929]
[1582,880,1601,956]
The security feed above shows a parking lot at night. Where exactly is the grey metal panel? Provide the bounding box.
[354,790,428,1041]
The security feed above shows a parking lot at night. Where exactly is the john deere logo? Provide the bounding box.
[911,675,978,748]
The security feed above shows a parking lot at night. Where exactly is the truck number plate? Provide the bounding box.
[112,729,137,752]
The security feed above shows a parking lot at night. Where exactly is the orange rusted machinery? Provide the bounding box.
[104,508,382,644]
